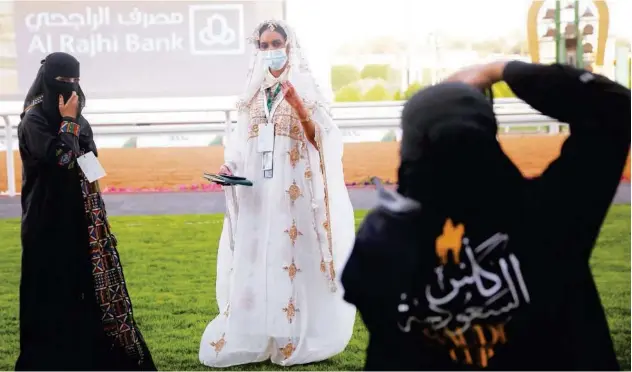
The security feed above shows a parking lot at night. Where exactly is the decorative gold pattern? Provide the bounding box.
[320,260,326,273]
[247,93,304,141]
[329,261,336,280]
[286,180,303,204]
[210,333,226,356]
[279,341,296,360]
[283,259,302,282]
[282,297,300,323]
[315,128,336,289]
[288,143,303,168]
[248,123,260,139]
[304,168,312,180]
[276,120,303,141]
[284,219,303,246]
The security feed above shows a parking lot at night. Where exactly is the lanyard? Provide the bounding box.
[260,84,283,179]
[265,84,282,117]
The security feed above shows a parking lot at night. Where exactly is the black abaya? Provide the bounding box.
[16,52,156,371]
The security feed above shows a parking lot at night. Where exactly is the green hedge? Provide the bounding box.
[491,81,516,98]
[360,64,392,80]
[332,80,518,102]
[362,84,391,101]
[404,81,423,99]
[331,65,361,91]
[335,84,363,102]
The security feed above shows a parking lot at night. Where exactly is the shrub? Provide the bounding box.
[331,65,361,91]
[335,84,363,102]
[362,84,391,101]
[360,64,392,80]
[491,81,516,98]
[404,81,423,99]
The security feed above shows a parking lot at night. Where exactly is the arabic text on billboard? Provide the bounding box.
[12,1,283,98]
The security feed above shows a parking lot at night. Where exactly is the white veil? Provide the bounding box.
[224,19,340,179]
[235,19,333,115]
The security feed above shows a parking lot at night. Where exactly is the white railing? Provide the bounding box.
[0,99,564,197]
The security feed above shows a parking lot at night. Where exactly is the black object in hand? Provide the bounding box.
[203,173,254,187]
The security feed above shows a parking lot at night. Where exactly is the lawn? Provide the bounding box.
[0,207,629,371]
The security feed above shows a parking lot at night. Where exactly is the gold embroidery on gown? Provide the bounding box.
[282,297,299,323]
[288,143,303,168]
[286,180,303,204]
[285,219,303,246]
[279,341,296,360]
[283,259,301,282]
[248,94,304,141]
[315,128,336,289]
[210,333,226,356]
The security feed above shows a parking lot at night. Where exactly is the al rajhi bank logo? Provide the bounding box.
[24,5,244,57]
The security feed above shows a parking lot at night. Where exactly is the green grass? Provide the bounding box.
[0,207,629,370]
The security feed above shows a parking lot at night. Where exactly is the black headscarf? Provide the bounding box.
[397,82,523,221]
[22,52,86,123]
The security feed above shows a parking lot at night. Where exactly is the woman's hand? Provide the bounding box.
[444,61,508,91]
[281,81,317,148]
[219,164,233,176]
[282,82,308,119]
[59,91,79,119]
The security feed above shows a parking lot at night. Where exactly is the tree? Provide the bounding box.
[362,84,391,101]
[491,81,516,98]
[404,81,423,99]
[335,84,363,102]
[393,90,403,101]
[360,64,392,80]
[331,65,361,91]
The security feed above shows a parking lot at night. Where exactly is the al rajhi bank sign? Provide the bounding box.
[11,1,285,99]
[24,6,241,57]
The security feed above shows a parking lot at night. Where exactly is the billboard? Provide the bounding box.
[6,1,284,99]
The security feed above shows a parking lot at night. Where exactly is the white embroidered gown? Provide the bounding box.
[199,86,357,367]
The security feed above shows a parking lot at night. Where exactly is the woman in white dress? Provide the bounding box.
[199,20,356,367]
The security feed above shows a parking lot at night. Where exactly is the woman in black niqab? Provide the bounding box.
[22,52,85,121]
[342,62,628,370]
[16,52,156,371]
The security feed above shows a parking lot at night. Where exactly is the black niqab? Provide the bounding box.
[397,82,523,223]
[22,52,85,123]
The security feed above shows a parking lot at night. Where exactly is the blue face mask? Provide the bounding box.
[262,48,288,71]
